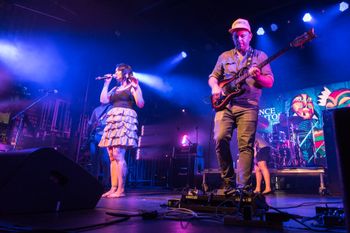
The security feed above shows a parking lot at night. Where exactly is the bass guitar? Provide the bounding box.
[211,28,316,111]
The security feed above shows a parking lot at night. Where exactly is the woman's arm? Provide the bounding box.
[131,84,144,108]
[100,78,112,104]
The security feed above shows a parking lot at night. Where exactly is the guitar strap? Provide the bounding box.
[245,47,254,69]
[96,104,111,124]
[91,104,112,136]
[82,104,111,149]
[231,47,254,79]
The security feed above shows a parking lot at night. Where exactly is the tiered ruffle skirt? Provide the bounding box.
[98,107,138,148]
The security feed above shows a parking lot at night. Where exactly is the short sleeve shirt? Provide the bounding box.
[209,47,274,107]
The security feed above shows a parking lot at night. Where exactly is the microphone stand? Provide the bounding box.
[11,92,50,150]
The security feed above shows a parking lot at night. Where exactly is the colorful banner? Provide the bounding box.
[258,80,350,168]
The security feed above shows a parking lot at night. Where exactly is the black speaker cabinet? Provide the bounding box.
[170,145,204,188]
[330,107,350,231]
[171,154,195,188]
[323,109,343,195]
[323,107,350,231]
[0,147,104,214]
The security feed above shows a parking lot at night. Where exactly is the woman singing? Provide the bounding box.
[99,63,144,198]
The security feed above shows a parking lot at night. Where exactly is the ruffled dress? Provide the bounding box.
[98,88,138,148]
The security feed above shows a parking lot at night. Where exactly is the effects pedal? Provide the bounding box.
[179,189,268,218]
[315,206,345,227]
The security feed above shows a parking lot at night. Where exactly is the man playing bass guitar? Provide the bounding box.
[208,18,274,194]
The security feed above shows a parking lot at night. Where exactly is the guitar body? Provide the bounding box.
[211,84,243,111]
[211,68,247,111]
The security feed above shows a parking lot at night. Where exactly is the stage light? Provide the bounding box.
[257,27,265,36]
[181,134,191,147]
[156,51,188,74]
[0,41,19,61]
[0,39,65,83]
[339,1,349,12]
[303,13,312,22]
[133,72,172,93]
[171,51,187,64]
[182,108,186,113]
[270,23,278,32]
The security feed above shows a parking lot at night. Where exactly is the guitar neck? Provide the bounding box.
[257,45,290,70]
[233,45,291,85]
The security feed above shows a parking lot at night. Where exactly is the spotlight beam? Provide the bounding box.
[134,72,172,93]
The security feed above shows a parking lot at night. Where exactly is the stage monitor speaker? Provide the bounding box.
[330,107,350,231]
[0,147,104,214]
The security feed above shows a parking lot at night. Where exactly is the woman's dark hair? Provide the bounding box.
[116,63,133,79]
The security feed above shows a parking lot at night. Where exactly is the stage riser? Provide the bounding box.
[202,168,325,194]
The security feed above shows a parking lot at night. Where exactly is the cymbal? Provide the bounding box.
[255,132,270,148]
[257,116,269,130]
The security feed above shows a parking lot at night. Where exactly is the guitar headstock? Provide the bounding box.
[290,28,316,48]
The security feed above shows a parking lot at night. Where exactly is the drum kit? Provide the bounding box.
[256,116,308,169]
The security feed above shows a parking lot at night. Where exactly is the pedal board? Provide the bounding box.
[315,206,345,227]
[179,191,268,218]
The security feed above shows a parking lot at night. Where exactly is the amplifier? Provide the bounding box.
[170,144,204,188]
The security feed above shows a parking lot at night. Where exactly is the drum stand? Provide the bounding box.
[299,122,317,165]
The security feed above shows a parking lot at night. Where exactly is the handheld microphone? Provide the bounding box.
[95,74,116,80]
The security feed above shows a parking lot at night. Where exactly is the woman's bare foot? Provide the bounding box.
[102,187,117,198]
[108,191,126,198]
[253,189,261,194]
[262,189,272,195]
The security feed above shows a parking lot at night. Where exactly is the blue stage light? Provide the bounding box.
[0,39,64,83]
[303,13,312,22]
[340,1,349,12]
[257,27,265,36]
[270,23,278,32]
[156,51,188,74]
[133,72,172,93]
[0,41,18,61]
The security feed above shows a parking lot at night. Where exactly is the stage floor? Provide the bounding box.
[0,188,345,233]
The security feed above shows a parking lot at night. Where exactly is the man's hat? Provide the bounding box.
[228,18,251,34]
